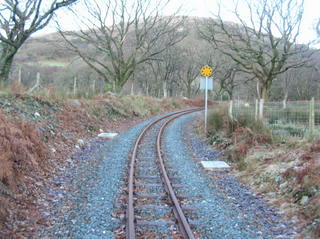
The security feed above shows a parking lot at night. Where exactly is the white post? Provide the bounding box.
[229,100,233,120]
[259,98,264,120]
[18,67,22,84]
[204,76,208,132]
[255,99,259,120]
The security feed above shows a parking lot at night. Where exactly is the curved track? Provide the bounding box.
[126,109,201,239]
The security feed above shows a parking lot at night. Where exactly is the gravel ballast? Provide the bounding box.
[163,112,296,239]
[39,110,296,238]
[39,113,172,238]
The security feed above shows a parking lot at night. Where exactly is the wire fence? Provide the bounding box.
[230,98,319,138]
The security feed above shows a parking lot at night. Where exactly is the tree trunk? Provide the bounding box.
[168,87,173,97]
[261,79,273,101]
[187,82,192,98]
[115,82,122,94]
[261,87,269,101]
[113,74,126,94]
[130,72,135,95]
[283,91,288,109]
[0,54,15,84]
[145,82,149,96]
[227,90,233,100]
[256,81,261,99]
[112,81,116,93]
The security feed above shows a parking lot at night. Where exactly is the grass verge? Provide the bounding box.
[204,104,320,239]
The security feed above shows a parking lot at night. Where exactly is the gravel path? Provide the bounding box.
[38,110,296,238]
[163,112,296,239]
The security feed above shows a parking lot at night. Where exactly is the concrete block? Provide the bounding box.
[98,132,118,139]
[201,161,230,170]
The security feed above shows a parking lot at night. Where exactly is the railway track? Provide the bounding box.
[126,109,201,239]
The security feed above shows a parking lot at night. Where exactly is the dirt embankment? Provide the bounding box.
[0,93,204,237]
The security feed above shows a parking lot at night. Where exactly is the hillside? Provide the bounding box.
[12,17,208,95]
[12,16,320,101]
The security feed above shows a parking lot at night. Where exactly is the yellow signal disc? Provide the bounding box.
[200,65,213,77]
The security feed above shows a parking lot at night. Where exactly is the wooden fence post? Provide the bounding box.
[73,76,77,97]
[309,97,315,135]
[28,72,40,93]
[91,80,96,95]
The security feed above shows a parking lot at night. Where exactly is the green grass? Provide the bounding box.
[26,61,68,67]
[38,61,68,67]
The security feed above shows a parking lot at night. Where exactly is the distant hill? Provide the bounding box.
[14,16,206,69]
[16,32,76,67]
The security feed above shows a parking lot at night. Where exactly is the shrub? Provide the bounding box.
[0,113,48,221]
[207,105,271,141]
[206,104,273,169]
[207,106,228,136]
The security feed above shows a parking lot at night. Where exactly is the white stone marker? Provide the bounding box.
[200,161,230,170]
[98,132,118,139]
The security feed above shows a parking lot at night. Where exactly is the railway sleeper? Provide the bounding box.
[135,183,184,188]
[136,219,202,227]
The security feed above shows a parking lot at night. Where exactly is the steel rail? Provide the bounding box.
[157,110,201,239]
[126,108,200,239]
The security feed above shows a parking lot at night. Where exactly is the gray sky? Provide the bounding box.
[39,0,319,45]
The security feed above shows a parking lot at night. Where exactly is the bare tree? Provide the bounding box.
[176,47,201,98]
[149,47,180,98]
[0,0,78,83]
[199,0,311,100]
[215,64,239,100]
[60,0,186,94]
[273,67,303,102]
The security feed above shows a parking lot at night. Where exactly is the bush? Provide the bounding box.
[207,106,228,136]
[207,105,271,141]
[206,105,273,170]
[0,113,48,221]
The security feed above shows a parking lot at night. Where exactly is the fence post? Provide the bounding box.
[229,100,233,120]
[255,99,259,120]
[28,72,40,93]
[309,97,315,135]
[259,98,264,120]
[18,67,22,84]
[92,80,96,95]
[73,76,77,97]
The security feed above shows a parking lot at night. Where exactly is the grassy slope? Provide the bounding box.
[203,105,320,239]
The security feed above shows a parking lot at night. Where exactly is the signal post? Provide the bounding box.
[200,65,213,133]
